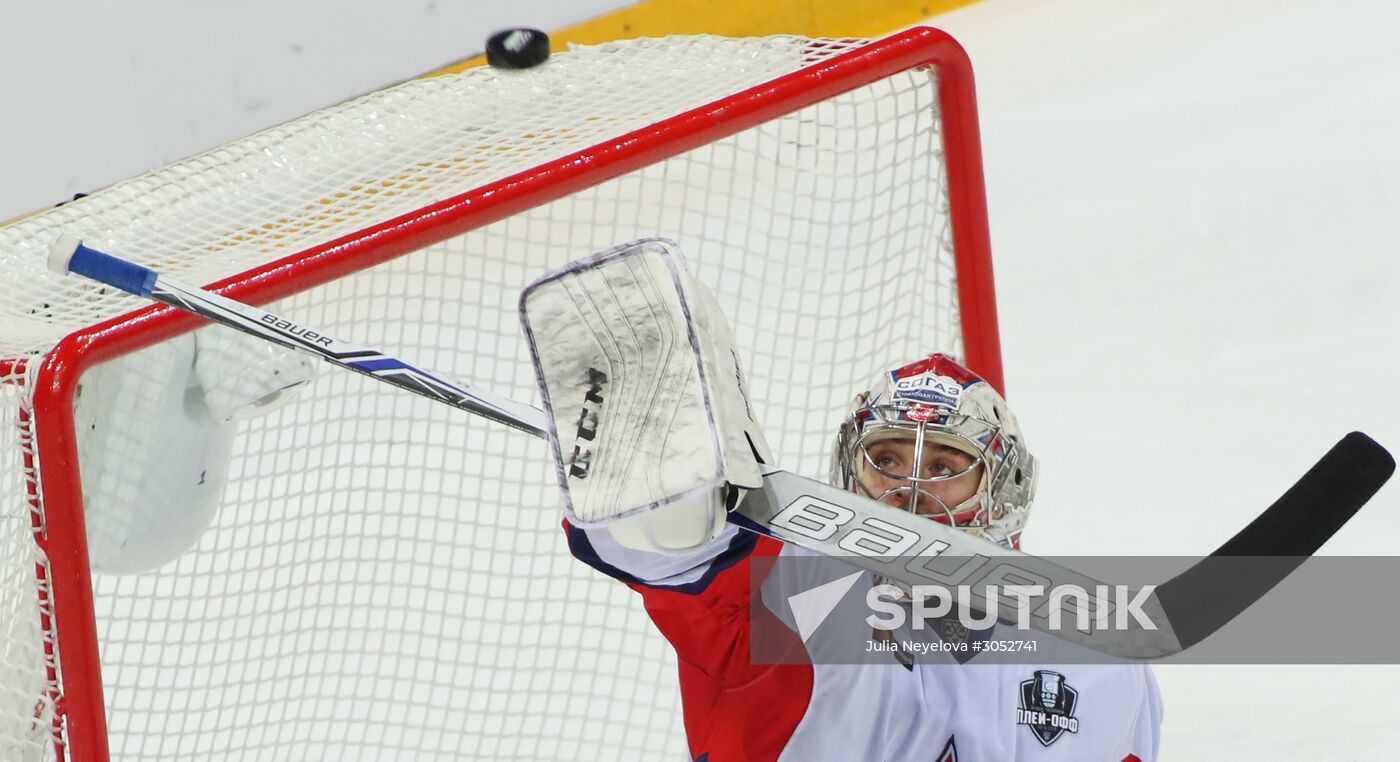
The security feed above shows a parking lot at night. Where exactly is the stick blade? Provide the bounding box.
[1212,431,1393,557]
[1159,431,1393,650]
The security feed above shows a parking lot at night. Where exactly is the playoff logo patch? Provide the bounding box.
[1016,670,1080,747]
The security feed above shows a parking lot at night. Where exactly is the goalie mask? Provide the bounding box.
[833,353,1037,549]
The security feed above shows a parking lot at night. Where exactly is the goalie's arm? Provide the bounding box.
[562,516,759,595]
[564,513,815,762]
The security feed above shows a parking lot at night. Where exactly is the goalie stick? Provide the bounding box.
[48,236,1395,659]
[47,235,547,437]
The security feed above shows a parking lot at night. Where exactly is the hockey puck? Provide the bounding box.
[485,28,550,69]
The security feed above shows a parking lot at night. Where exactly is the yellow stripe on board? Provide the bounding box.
[427,0,978,76]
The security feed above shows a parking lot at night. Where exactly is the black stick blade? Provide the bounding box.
[1212,431,1394,557]
[1158,431,1394,650]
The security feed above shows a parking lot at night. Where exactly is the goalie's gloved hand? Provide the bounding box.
[521,238,772,552]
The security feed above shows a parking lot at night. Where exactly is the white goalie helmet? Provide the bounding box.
[832,353,1038,549]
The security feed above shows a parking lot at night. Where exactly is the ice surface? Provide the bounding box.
[932,0,1400,757]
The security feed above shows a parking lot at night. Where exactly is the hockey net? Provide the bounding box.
[0,29,998,761]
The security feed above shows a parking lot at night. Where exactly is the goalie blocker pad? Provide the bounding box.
[521,238,772,550]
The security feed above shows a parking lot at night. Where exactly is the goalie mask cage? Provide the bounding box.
[0,27,1000,761]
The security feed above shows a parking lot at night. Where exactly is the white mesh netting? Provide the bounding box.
[0,34,969,760]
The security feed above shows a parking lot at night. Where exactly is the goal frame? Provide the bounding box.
[20,26,1001,760]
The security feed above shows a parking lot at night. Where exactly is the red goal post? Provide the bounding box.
[1,27,1000,760]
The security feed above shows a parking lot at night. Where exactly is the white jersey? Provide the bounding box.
[566,521,1162,762]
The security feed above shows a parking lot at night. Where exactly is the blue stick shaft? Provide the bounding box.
[54,239,549,438]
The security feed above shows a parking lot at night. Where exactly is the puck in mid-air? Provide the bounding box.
[486,28,551,69]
